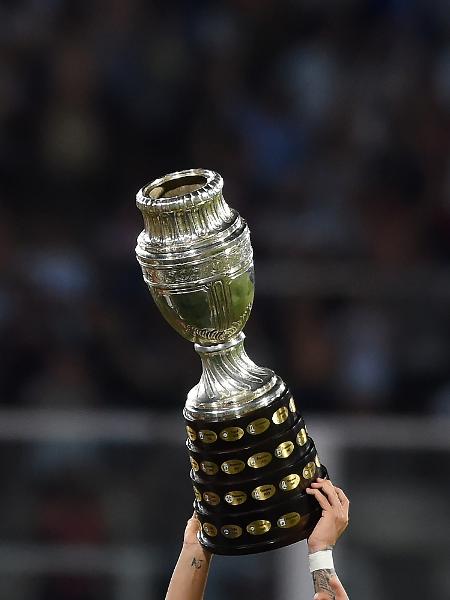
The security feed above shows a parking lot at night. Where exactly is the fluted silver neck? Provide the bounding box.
[136,169,237,251]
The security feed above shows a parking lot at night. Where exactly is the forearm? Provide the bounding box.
[165,542,212,600]
[309,550,348,600]
[306,479,350,600]
[312,568,337,599]
[312,570,349,600]
[309,546,336,600]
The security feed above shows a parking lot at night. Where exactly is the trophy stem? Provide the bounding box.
[185,333,283,421]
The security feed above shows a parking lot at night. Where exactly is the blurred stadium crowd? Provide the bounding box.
[1,0,449,416]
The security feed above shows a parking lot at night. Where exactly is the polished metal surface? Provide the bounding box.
[135,169,284,420]
[136,170,253,346]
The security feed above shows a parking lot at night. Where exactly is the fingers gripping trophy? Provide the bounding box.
[135,169,328,555]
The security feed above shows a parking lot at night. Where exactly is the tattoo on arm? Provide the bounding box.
[191,557,204,570]
[312,569,336,600]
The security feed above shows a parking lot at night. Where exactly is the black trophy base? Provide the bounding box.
[184,388,328,555]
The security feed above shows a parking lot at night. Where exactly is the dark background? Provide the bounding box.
[0,1,449,599]
[1,0,450,415]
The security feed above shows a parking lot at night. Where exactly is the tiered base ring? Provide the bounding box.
[185,389,327,555]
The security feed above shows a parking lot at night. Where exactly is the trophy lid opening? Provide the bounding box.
[148,174,207,200]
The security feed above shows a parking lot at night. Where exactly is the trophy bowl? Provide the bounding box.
[135,168,327,555]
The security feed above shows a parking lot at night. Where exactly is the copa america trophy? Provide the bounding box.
[135,169,327,555]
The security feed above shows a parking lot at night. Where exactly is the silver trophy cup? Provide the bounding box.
[135,169,327,555]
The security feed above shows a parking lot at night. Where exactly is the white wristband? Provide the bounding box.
[308,550,334,573]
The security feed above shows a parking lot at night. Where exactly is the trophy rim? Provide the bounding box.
[136,168,223,213]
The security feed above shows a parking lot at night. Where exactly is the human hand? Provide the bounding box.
[306,478,349,554]
[165,513,212,600]
[183,512,212,561]
[183,512,203,547]
[313,575,349,600]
